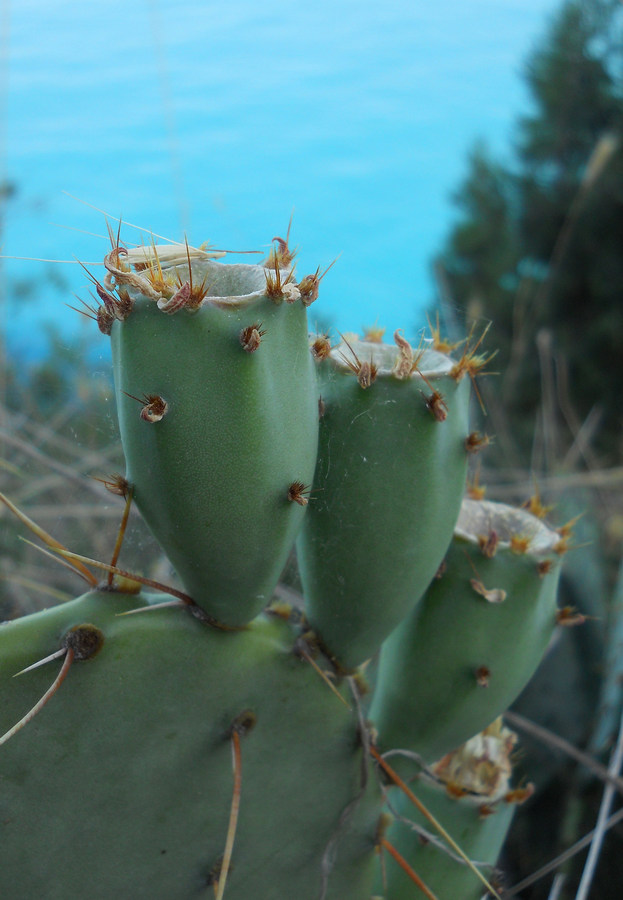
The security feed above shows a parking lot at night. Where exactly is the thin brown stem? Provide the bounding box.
[380,837,440,900]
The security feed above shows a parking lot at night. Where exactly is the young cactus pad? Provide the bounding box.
[109,249,318,626]
[370,498,564,763]
[297,332,471,669]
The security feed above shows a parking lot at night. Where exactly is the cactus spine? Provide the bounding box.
[0,227,569,899]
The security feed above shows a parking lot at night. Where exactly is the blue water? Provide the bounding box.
[1,0,561,362]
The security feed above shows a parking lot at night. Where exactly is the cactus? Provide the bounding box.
[0,227,568,899]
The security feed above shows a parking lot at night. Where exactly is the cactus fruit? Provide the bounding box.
[297,332,471,670]
[370,498,564,764]
[109,246,318,627]
[0,226,570,899]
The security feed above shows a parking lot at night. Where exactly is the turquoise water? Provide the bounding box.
[1,0,561,361]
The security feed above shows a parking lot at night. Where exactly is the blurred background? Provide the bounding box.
[1,1,622,897]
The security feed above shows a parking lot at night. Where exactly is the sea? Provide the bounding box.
[0,0,562,364]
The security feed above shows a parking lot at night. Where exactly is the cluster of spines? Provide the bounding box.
[309,323,495,427]
[72,224,338,340]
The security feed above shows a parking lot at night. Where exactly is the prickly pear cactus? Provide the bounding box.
[0,229,568,900]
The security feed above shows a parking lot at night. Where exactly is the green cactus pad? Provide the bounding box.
[297,333,470,669]
[0,590,382,900]
[370,498,563,763]
[110,257,318,627]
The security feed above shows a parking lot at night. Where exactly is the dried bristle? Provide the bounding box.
[298,268,321,307]
[67,295,114,336]
[510,534,531,554]
[239,323,266,353]
[504,785,535,805]
[522,489,554,521]
[105,216,125,261]
[465,431,491,454]
[142,239,176,296]
[423,389,448,422]
[466,470,487,500]
[338,335,378,389]
[311,335,332,360]
[362,325,386,343]
[264,257,294,303]
[124,391,168,423]
[266,235,297,269]
[174,238,210,309]
[557,514,582,539]
[265,212,297,268]
[116,288,133,318]
[93,473,131,498]
[556,606,587,626]
[449,322,495,381]
[77,258,133,323]
[287,481,311,506]
[298,256,339,308]
[553,536,570,555]
[426,312,464,354]
[449,322,496,413]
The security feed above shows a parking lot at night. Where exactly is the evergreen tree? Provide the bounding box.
[436,0,623,467]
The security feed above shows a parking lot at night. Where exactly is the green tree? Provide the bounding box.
[436,0,623,467]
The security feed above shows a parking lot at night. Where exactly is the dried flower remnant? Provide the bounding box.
[392,330,423,380]
[432,719,516,803]
[281,282,301,304]
[264,215,297,269]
